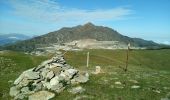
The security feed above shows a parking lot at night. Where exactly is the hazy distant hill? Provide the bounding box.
[0,33,31,46]
[3,23,160,51]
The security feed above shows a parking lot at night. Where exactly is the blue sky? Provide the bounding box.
[0,0,170,44]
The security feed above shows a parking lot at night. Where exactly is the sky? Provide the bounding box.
[0,0,170,44]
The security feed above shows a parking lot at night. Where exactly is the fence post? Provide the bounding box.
[125,43,130,72]
[87,52,89,67]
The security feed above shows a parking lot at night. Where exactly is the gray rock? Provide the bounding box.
[46,71,54,79]
[9,86,20,97]
[28,91,55,100]
[10,54,89,99]
[41,69,50,78]
[14,93,25,100]
[33,83,43,92]
[68,86,85,94]
[42,82,51,90]
[50,67,62,75]
[71,73,89,84]
[14,74,24,85]
[50,76,60,86]
[51,63,64,67]
[131,85,140,89]
[24,69,40,80]
[17,78,32,87]
[21,87,30,94]
[64,69,78,79]
[34,59,53,71]
[51,83,65,93]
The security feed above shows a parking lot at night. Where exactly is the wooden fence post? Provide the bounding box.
[125,43,130,72]
[87,52,89,67]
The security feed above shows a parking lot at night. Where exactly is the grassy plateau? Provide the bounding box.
[0,49,170,100]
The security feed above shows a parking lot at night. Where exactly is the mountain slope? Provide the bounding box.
[3,23,159,51]
[0,33,31,46]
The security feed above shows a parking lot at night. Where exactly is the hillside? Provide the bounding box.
[0,33,31,46]
[3,23,159,51]
[0,49,170,100]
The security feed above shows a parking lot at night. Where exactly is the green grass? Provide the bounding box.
[0,49,170,100]
[0,51,51,99]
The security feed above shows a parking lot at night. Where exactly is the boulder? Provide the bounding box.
[28,91,55,100]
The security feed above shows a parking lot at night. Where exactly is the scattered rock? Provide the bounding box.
[73,95,94,100]
[115,81,122,85]
[153,90,161,93]
[129,79,139,84]
[115,86,124,89]
[10,53,89,99]
[68,86,85,94]
[28,91,55,100]
[95,66,101,74]
[131,85,140,89]
[161,98,170,100]
[8,80,13,83]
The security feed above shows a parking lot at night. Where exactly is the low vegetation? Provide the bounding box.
[0,49,170,100]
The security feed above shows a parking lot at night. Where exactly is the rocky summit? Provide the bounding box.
[9,52,89,100]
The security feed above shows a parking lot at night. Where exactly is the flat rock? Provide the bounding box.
[131,85,140,89]
[71,74,89,84]
[68,86,85,94]
[115,81,122,85]
[28,91,55,100]
[24,69,40,80]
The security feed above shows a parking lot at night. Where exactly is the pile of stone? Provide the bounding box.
[9,53,89,100]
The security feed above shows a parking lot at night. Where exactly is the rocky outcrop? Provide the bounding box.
[9,52,89,100]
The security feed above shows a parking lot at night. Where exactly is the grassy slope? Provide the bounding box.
[0,51,51,99]
[0,49,170,100]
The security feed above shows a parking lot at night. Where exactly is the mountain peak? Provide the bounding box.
[83,22,95,27]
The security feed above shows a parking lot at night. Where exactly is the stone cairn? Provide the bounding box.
[9,53,89,100]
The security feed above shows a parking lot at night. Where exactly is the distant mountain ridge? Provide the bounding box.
[3,23,161,51]
[0,33,31,46]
